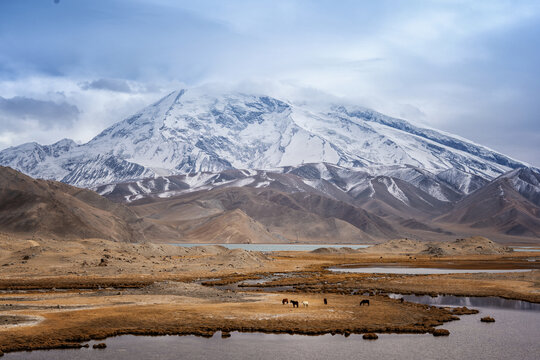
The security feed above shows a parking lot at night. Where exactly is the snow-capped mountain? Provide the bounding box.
[0,88,530,188]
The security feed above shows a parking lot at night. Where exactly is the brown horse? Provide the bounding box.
[360,299,370,306]
[282,298,289,305]
[290,300,299,308]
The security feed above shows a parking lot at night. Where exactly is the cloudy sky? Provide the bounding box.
[1,0,539,166]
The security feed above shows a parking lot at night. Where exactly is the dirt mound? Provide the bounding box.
[366,237,513,256]
[421,237,513,256]
[209,248,270,269]
[365,238,425,253]
[184,245,228,256]
[311,247,359,254]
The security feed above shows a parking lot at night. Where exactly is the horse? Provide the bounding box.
[360,299,370,306]
[324,298,327,305]
[290,300,299,308]
[282,298,289,305]
[399,298,404,303]
[302,301,309,307]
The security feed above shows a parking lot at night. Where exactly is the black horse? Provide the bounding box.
[360,299,370,306]
[290,300,299,308]
[324,298,328,305]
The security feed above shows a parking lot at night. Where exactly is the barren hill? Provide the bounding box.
[131,186,396,243]
[436,168,540,238]
[0,166,144,242]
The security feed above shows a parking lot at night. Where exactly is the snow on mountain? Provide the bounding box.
[93,163,457,224]
[94,168,318,203]
[499,167,540,207]
[436,168,488,195]
[0,87,530,188]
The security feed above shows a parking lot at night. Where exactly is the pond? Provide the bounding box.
[328,266,535,275]
[387,294,540,311]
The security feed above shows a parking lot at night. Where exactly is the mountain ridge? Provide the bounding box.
[0,166,145,242]
[0,88,531,188]
[94,163,540,243]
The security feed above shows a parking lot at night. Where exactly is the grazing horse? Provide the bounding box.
[290,300,299,308]
[302,301,309,307]
[282,298,289,305]
[399,298,404,303]
[360,299,370,306]
[324,298,327,305]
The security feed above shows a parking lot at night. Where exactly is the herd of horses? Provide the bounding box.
[281,298,373,307]
[282,299,307,307]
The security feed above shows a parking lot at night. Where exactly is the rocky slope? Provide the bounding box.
[436,168,540,238]
[0,166,144,242]
[96,164,540,243]
[130,186,396,243]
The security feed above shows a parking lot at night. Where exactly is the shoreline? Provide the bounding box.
[0,236,538,355]
[0,292,476,354]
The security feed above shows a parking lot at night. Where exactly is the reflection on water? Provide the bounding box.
[4,273,539,359]
[170,243,370,252]
[388,294,540,311]
[329,267,534,274]
[5,306,540,360]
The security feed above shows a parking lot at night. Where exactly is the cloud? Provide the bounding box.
[0,76,169,151]
[1,1,540,167]
[80,78,133,93]
[0,96,79,129]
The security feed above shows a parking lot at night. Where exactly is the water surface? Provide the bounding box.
[388,294,540,311]
[329,266,534,274]
[5,306,539,360]
[512,247,540,252]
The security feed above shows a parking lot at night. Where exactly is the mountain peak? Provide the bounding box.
[0,88,531,187]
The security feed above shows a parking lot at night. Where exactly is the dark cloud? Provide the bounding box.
[80,78,133,93]
[0,96,79,129]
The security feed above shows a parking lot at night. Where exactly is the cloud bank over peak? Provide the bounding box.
[0,0,539,166]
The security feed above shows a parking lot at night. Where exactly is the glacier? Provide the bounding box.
[0,87,529,188]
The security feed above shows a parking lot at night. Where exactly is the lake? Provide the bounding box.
[329,266,535,274]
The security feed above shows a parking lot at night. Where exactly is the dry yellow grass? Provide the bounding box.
[0,234,538,355]
[0,292,460,353]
